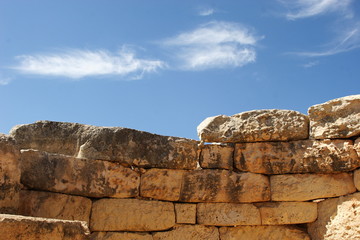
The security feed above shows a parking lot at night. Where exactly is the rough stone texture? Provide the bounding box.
[90,199,175,231]
[20,149,140,198]
[153,225,219,240]
[197,109,309,143]
[219,226,310,240]
[0,134,20,214]
[10,120,198,169]
[175,203,197,224]
[354,168,360,191]
[140,168,184,201]
[271,173,356,201]
[355,137,360,158]
[308,94,360,139]
[90,232,153,240]
[0,214,89,240]
[199,144,233,170]
[197,202,261,226]
[256,202,317,225]
[235,139,359,174]
[179,170,270,203]
[308,192,360,240]
[19,190,92,223]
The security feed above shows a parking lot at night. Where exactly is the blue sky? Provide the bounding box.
[1,0,359,140]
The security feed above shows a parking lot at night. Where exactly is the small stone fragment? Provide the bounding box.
[199,144,233,170]
[175,203,196,224]
[153,225,219,240]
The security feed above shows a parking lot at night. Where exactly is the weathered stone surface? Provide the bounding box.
[141,169,184,201]
[0,214,89,240]
[179,170,270,203]
[271,173,356,201]
[19,190,92,223]
[354,168,360,191]
[90,232,153,240]
[0,134,20,214]
[235,139,359,174]
[219,226,310,240]
[175,203,196,224]
[10,120,199,169]
[199,144,233,170]
[90,199,175,231]
[355,137,360,158]
[153,225,219,240]
[308,95,360,139]
[197,109,309,143]
[20,149,140,198]
[256,202,317,225]
[308,192,360,240]
[197,203,261,226]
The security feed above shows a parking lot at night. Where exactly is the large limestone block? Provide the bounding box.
[19,190,92,223]
[10,120,198,169]
[90,232,153,240]
[197,109,309,143]
[256,202,317,225]
[308,95,360,139]
[90,199,175,231]
[0,134,20,214]
[175,203,197,224]
[308,192,360,240]
[219,226,310,240]
[199,144,233,170]
[271,173,356,201]
[179,170,270,203]
[235,139,359,174]
[197,203,261,226]
[153,225,219,240]
[0,214,89,240]
[21,150,139,198]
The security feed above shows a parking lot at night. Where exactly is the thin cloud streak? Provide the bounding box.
[0,77,11,85]
[198,7,215,16]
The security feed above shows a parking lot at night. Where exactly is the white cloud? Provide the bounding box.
[0,77,11,85]
[163,21,261,70]
[198,7,215,16]
[13,47,165,79]
[302,60,320,67]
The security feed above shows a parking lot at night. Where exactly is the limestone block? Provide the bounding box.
[199,144,233,170]
[308,94,360,139]
[355,137,360,158]
[0,134,20,214]
[10,120,198,169]
[197,203,261,226]
[20,150,139,198]
[308,192,360,240]
[271,173,356,201]
[90,199,175,231]
[197,109,309,143]
[219,225,310,240]
[90,232,153,240]
[0,214,89,240]
[153,225,219,240]
[179,170,270,203]
[354,168,360,191]
[256,202,317,225]
[235,139,359,174]
[19,190,92,223]
[140,168,184,201]
[175,203,196,224]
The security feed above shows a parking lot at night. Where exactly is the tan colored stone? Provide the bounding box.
[308,192,360,240]
[355,137,360,158]
[140,169,184,201]
[197,203,261,226]
[90,232,153,240]
[199,144,233,170]
[235,139,359,174]
[19,190,92,223]
[90,199,175,231]
[179,170,270,203]
[197,109,309,143]
[0,134,20,214]
[20,150,139,198]
[0,214,89,240]
[219,226,310,240]
[175,203,196,224]
[153,225,219,240]
[271,173,356,201]
[10,120,198,169]
[256,202,317,225]
[308,94,360,139]
[354,168,360,191]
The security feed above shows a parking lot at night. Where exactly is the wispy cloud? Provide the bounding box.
[198,7,215,16]
[162,21,262,70]
[13,47,165,79]
[0,76,11,85]
[302,60,320,67]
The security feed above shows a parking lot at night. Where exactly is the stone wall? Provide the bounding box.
[0,94,359,240]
